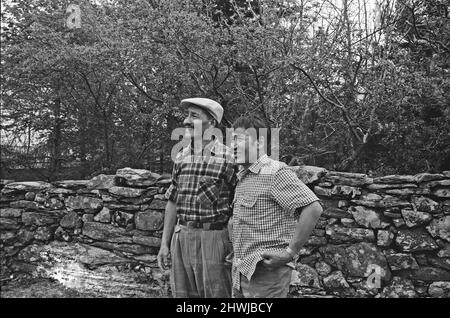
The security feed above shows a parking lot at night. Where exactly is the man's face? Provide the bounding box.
[183,106,214,139]
[232,128,258,164]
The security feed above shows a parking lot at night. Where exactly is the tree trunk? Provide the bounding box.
[103,109,110,170]
[79,103,89,178]
[50,94,62,181]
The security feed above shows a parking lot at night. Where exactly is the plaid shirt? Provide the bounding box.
[231,154,319,291]
[165,139,236,223]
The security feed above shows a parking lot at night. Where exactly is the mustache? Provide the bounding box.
[184,124,194,129]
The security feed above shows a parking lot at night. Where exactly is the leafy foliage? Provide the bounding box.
[1,0,449,180]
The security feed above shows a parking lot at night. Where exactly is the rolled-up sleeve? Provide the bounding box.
[165,162,180,202]
[271,168,319,218]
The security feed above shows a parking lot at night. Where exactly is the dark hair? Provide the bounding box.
[232,114,272,155]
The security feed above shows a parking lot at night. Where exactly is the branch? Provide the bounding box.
[250,65,268,122]
[123,72,164,104]
[291,64,361,144]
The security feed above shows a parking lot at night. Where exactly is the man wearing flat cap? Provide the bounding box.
[157,98,236,298]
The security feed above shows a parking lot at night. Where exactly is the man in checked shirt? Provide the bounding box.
[231,115,323,298]
[157,98,236,298]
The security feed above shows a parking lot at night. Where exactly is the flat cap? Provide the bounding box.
[180,98,223,124]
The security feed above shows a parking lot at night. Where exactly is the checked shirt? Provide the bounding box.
[231,154,319,291]
[165,139,236,223]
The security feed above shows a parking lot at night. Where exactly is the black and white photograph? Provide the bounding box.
[0,0,449,303]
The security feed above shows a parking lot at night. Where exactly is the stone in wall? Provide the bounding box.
[135,211,164,231]
[60,211,82,229]
[366,183,417,190]
[330,185,361,198]
[10,200,43,210]
[34,226,55,241]
[53,180,89,190]
[322,207,351,219]
[92,241,156,255]
[384,189,419,196]
[383,208,402,219]
[0,218,21,230]
[428,282,450,297]
[379,277,417,298]
[1,231,17,244]
[43,198,64,210]
[341,218,355,227]
[0,179,14,188]
[395,229,439,252]
[290,264,321,289]
[385,252,419,270]
[442,201,450,215]
[421,179,450,188]
[147,199,167,210]
[2,181,53,193]
[401,209,433,227]
[65,196,103,213]
[22,211,61,226]
[114,211,134,228]
[414,173,445,183]
[0,192,25,202]
[325,225,375,243]
[373,175,416,184]
[427,257,450,271]
[377,230,394,247]
[313,186,332,197]
[411,196,440,214]
[288,166,327,185]
[156,178,172,186]
[351,195,411,209]
[16,228,34,246]
[432,188,450,198]
[437,244,450,258]
[94,207,112,223]
[350,193,382,208]
[315,261,332,276]
[132,234,161,248]
[393,218,406,228]
[305,236,327,247]
[349,206,386,229]
[86,174,118,190]
[24,192,36,200]
[426,216,450,241]
[82,222,132,243]
[323,271,350,289]
[55,226,71,242]
[379,196,411,208]
[320,242,390,281]
[323,171,372,187]
[116,167,161,187]
[119,196,154,205]
[409,267,450,282]
[104,203,140,212]
[108,186,147,198]
[47,188,75,195]
[82,214,94,223]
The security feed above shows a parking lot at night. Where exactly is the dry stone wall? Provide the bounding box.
[1,166,449,298]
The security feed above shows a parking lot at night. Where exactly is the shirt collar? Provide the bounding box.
[184,138,219,156]
[237,154,269,180]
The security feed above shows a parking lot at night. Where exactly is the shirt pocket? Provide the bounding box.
[236,195,258,208]
[197,176,222,207]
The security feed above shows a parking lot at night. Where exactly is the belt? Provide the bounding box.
[178,219,227,230]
